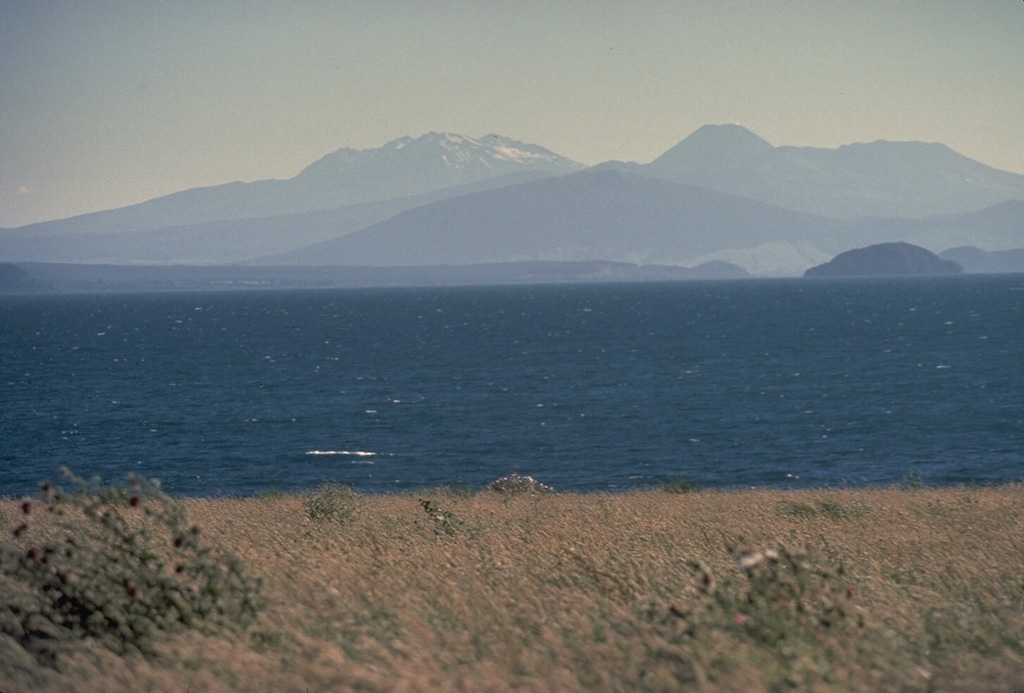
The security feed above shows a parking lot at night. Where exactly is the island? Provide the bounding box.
[804,242,962,277]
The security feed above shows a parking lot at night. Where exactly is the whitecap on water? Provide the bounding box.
[306,450,377,457]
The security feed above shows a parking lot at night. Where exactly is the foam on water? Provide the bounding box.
[306,450,379,457]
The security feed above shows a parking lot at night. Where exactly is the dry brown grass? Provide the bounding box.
[3,484,1023,691]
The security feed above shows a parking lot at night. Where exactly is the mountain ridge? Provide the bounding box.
[0,171,562,265]
[3,125,1023,276]
[258,169,856,268]
[2,132,584,236]
[651,123,775,163]
[641,124,1024,219]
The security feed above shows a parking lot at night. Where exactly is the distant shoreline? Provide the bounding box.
[7,476,1022,501]
[2,259,751,295]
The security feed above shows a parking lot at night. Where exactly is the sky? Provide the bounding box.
[1,1,1022,228]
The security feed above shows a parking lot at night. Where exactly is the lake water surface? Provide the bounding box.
[2,275,1021,496]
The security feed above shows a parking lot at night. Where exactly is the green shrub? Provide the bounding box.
[304,483,358,524]
[901,470,925,490]
[649,543,861,688]
[419,498,463,536]
[818,498,868,520]
[0,468,263,665]
[777,500,818,519]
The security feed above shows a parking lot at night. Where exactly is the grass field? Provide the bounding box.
[2,479,1023,691]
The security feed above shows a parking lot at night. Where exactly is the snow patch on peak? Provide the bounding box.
[411,132,573,169]
[479,134,571,165]
[372,131,582,169]
[442,133,475,146]
[383,135,415,151]
[302,131,582,181]
[490,143,549,163]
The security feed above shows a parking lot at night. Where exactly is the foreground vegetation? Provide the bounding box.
[2,474,1022,691]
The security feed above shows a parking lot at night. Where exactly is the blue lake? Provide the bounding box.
[2,275,1022,496]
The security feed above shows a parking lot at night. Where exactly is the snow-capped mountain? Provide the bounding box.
[289,132,584,210]
[361,132,576,168]
[3,125,1022,275]
[1,133,584,241]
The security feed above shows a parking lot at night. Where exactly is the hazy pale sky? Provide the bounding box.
[2,1,1022,228]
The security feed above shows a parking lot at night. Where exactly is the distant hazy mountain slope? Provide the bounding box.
[264,172,1023,275]
[5,125,1021,273]
[848,200,1024,252]
[2,133,583,238]
[264,169,850,267]
[939,246,1024,274]
[0,263,44,293]
[643,124,1024,219]
[0,171,559,264]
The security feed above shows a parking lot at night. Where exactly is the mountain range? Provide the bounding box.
[2,125,1022,278]
[637,124,1024,219]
